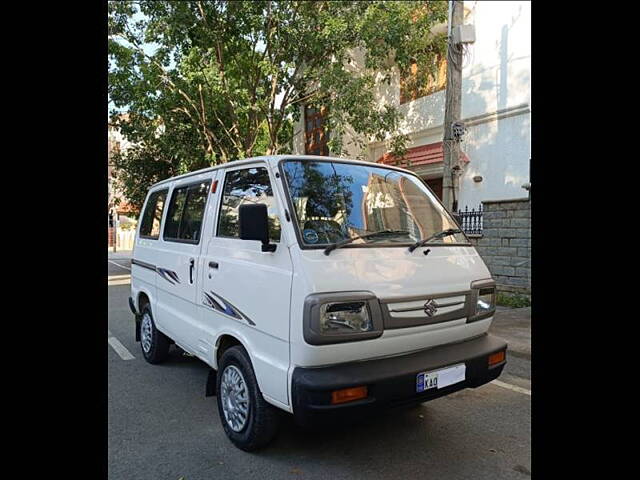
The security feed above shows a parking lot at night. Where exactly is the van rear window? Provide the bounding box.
[139,189,168,239]
[163,180,211,244]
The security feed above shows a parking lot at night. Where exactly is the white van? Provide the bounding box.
[129,155,507,451]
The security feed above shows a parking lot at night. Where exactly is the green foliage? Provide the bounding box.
[496,293,531,309]
[109,1,447,214]
[118,220,138,231]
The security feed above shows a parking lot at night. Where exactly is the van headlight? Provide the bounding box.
[320,302,372,333]
[476,288,495,314]
[469,279,496,322]
[304,293,384,345]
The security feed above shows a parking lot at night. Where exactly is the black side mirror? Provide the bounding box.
[239,203,277,252]
[451,212,462,227]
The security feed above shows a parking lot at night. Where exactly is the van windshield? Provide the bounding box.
[280,160,468,248]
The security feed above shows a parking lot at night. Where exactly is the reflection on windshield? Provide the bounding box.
[282,160,467,247]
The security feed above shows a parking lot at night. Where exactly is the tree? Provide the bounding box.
[108,1,447,214]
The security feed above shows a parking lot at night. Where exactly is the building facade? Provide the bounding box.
[108,117,134,219]
[292,1,531,296]
[293,0,530,209]
[108,117,136,247]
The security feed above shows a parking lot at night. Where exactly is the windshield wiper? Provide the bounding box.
[407,228,462,253]
[324,230,411,256]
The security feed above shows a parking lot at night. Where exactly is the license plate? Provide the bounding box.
[416,363,466,393]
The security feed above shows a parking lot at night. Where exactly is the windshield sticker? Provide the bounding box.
[303,229,319,244]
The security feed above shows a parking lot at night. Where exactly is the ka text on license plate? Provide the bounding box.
[416,364,466,393]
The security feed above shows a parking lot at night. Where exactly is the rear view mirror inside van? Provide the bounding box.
[239,203,277,252]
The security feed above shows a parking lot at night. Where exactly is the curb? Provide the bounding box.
[490,307,531,360]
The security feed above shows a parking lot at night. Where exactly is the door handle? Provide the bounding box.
[208,261,218,279]
[189,258,195,284]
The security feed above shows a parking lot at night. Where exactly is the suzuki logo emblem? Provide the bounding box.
[424,299,438,317]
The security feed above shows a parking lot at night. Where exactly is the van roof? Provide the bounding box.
[149,154,414,189]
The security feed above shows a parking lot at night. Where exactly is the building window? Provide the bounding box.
[217,167,281,242]
[425,177,443,200]
[163,181,211,244]
[304,105,329,156]
[399,53,447,105]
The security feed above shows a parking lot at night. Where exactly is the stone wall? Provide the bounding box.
[473,198,531,296]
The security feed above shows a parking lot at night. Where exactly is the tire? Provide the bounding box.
[139,306,170,364]
[216,345,280,451]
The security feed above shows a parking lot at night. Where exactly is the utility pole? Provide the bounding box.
[442,0,464,213]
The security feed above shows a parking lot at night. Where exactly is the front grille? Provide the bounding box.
[380,290,471,329]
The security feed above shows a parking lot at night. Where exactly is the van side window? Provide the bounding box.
[139,189,168,239]
[218,167,281,242]
[163,180,211,244]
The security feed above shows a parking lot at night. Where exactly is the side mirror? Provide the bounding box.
[239,203,277,252]
[451,212,462,227]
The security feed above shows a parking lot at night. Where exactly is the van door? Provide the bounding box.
[200,163,293,406]
[153,175,212,352]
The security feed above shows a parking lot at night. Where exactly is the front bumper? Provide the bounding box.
[291,333,507,427]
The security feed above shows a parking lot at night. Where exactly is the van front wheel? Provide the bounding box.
[216,346,279,451]
[139,306,170,364]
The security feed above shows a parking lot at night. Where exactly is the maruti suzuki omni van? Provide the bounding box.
[129,155,507,451]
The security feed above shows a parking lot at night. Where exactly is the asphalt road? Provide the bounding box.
[108,257,531,480]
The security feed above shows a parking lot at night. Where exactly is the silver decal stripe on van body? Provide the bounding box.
[156,267,180,285]
[131,259,155,271]
[132,259,180,285]
[202,291,256,326]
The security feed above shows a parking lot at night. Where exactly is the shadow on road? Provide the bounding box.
[120,345,530,479]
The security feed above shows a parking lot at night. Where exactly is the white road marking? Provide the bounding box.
[108,330,135,360]
[108,274,131,280]
[491,379,531,396]
[108,277,131,286]
[108,260,131,271]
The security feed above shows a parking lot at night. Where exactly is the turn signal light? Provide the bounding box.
[331,386,368,405]
[488,350,506,367]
